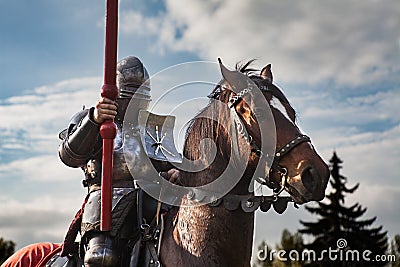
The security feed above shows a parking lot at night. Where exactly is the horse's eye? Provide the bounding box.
[239,106,246,114]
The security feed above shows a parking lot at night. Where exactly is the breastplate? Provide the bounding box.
[84,98,181,188]
[84,120,150,188]
[113,122,136,182]
[84,97,157,188]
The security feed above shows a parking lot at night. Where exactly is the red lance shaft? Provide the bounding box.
[100,0,119,231]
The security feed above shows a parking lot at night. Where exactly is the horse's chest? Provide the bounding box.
[174,206,213,256]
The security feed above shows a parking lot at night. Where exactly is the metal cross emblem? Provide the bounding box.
[146,125,176,157]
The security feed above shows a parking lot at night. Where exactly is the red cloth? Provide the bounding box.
[1,243,62,267]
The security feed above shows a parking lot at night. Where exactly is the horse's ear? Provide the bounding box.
[218,58,249,92]
[260,64,273,83]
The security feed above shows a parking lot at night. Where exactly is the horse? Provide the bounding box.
[157,60,330,267]
[1,60,329,267]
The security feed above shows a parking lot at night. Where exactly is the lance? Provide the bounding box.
[100,0,119,231]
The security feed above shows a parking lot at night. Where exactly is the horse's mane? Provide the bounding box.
[180,60,258,187]
[182,90,233,187]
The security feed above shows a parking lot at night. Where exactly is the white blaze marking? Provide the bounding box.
[270,96,294,125]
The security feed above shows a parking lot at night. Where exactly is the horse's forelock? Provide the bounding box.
[249,76,297,122]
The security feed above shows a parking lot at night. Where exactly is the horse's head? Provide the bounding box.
[212,60,329,204]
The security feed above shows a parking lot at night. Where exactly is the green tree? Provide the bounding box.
[254,230,304,267]
[0,237,15,264]
[389,234,400,267]
[275,229,304,267]
[254,240,275,267]
[299,151,388,267]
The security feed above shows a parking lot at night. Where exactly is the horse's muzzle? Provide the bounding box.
[300,163,329,201]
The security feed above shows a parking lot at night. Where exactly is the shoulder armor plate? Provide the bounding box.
[138,110,182,163]
[59,109,90,140]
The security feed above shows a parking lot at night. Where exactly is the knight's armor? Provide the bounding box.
[57,56,164,267]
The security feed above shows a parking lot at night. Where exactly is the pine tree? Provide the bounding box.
[254,240,275,267]
[299,151,388,267]
[389,235,400,267]
[254,230,304,267]
[275,229,304,267]
[0,237,15,265]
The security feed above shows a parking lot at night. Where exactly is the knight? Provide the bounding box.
[56,56,178,267]
[0,56,181,267]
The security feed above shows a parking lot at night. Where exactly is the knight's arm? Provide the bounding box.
[58,107,102,167]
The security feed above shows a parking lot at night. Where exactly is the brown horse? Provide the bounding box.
[159,60,330,267]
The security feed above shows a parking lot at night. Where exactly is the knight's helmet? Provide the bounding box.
[117,55,151,98]
[116,56,151,122]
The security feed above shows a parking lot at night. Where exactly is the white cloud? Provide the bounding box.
[120,11,162,36]
[0,77,101,156]
[120,0,400,86]
[0,155,81,182]
[0,194,84,249]
[298,90,400,127]
[328,125,400,185]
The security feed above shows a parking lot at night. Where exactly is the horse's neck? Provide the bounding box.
[161,200,254,266]
[160,112,256,265]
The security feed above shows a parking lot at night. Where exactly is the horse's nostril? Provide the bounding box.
[301,167,316,193]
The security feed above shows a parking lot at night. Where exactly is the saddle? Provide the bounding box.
[47,188,168,267]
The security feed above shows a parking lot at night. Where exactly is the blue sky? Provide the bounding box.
[0,0,399,260]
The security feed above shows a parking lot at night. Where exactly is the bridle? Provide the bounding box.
[266,134,311,196]
[217,81,312,198]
